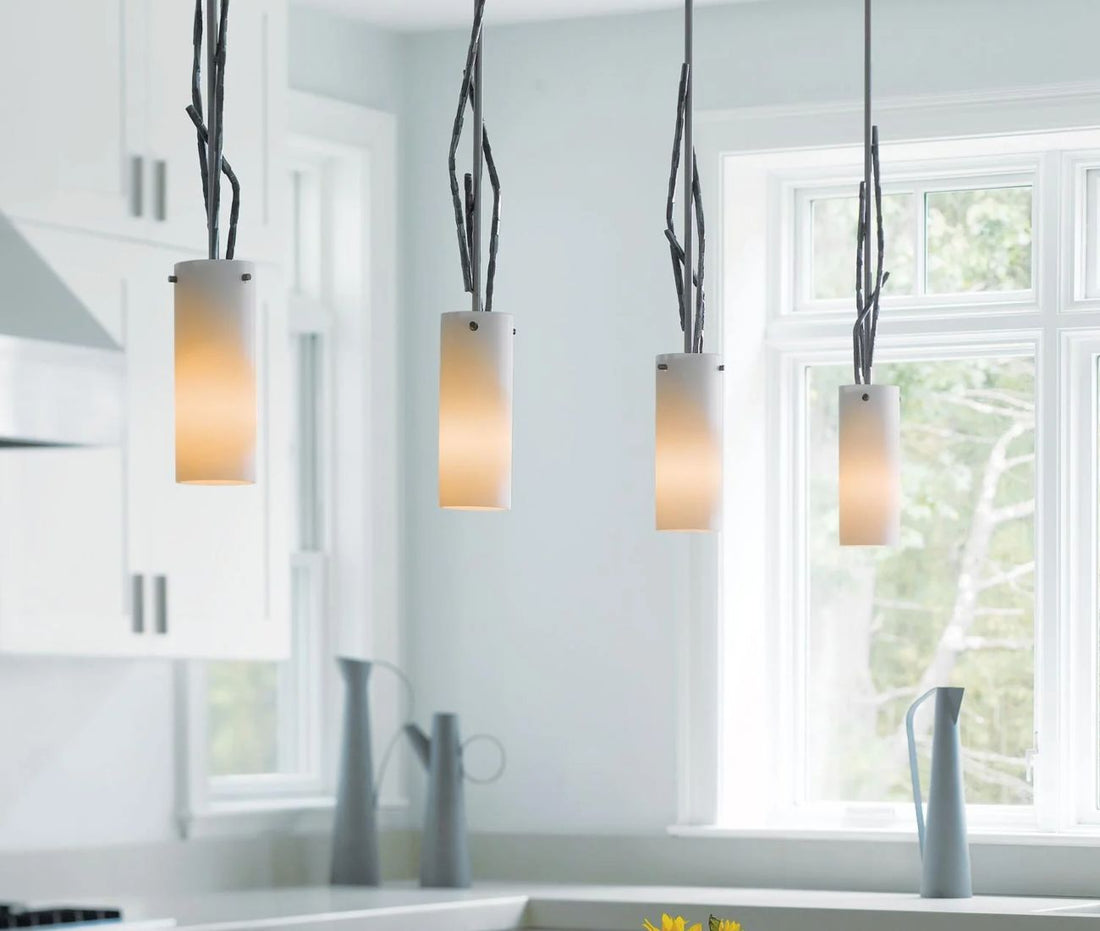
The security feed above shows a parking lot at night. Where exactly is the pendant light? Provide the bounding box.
[838,0,900,545]
[655,0,723,533]
[170,0,257,486]
[438,0,512,511]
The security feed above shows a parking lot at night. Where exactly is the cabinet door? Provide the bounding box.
[145,0,285,263]
[132,250,290,660]
[0,230,140,657]
[0,0,146,236]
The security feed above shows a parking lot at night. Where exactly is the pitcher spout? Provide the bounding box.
[942,686,965,723]
[405,723,431,769]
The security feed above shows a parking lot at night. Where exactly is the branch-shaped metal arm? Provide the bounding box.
[448,0,487,295]
[691,150,706,352]
[188,0,241,260]
[191,0,209,212]
[664,63,707,351]
[186,105,241,261]
[483,129,502,314]
[852,125,889,384]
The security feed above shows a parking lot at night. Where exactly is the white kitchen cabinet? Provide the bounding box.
[0,227,291,660]
[0,0,147,237]
[0,229,140,656]
[0,0,285,261]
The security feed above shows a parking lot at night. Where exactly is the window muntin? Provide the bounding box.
[802,356,1036,808]
[796,174,1036,312]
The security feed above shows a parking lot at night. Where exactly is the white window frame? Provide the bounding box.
[176,92,401,838]
[793,168,1039,315]
[676,85,1100,845]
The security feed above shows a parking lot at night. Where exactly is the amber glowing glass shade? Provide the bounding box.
[838,383,900,545]
[439,311,514,510]
[174,259,257,486]
[655,352,723,532]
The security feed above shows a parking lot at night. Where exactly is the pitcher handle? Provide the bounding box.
[369,660,417,807]
[906,687,938,856]
[461,733,507,785]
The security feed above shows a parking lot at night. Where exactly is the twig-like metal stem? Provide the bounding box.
[664,59,707,352]
[186,105,241,261]
[484,129,502,314]
[683,0,694,353]
[852,129,889,385]
[447,0,502,311]
[191,0,240,261]
[448,0,486,295]
[191,0,209,213]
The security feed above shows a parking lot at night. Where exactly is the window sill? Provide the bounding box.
[179,795,409,840]
[669,823,1100,847]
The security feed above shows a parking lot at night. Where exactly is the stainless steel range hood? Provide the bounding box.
[0,214,123,447]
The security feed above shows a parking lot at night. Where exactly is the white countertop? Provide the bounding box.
[105,883,1100,931]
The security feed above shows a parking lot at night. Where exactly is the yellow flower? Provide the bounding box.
[708,918,742,931]
[643,915,702,931]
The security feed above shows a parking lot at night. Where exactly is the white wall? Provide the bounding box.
[398,0,1100,837]
[288,5,405,112]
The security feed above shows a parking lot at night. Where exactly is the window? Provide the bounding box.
[178,94,400,832]
[713,126,1100,837]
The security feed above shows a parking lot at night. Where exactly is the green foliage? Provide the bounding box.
[207,661,280,777]
[926,187,1032,294]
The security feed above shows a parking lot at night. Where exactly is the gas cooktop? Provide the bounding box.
[0,906,122,928]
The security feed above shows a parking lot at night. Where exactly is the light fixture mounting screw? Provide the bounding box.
[469,321,479,331]
[241,273,252,281]
[168,275,178,283]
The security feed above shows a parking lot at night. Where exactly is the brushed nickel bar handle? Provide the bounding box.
[154,160,167,222]
[130,155,144,218]
[131,574,145,634]
[155,575,168,635]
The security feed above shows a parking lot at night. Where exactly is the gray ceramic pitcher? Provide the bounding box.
[405,713,505,889]
[906,686,973,899]
[405,713,471,888]
[331,658,381,886]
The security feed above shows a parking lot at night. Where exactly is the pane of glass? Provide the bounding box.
[292,334,323,552]
[206,566,317,779]
[207,330,325,781]
[925,187,1032,294]
[286,167,323,300]
[1085,170,1100,300]
[805,357,1036,806]
[207,662,280,777]
[811,193,916,301]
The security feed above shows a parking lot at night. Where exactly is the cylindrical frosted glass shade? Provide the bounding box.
[839,384,901,546]
[439,311,514,510]
[656,352,724,532]
[174,259,257,486]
